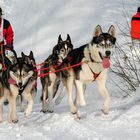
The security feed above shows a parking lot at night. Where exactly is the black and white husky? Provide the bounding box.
[19,51,37,112]
[40,34,73,113]
[61,25,116,118]
[0,51,37,123]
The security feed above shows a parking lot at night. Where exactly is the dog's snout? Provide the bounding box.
[105,51,111,57]
[18,82,22,87]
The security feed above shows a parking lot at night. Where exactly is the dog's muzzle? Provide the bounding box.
[18,82,24,90]
[99,51,111,60]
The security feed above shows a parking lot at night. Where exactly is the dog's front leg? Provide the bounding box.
[23,80,35,117]
[46,83,55,113]
[74,80,86,106]
[65,76,78,116]
[24,92,33,117]
[41,85,47,113]
[96,70,110,115]
[0,96,5,122]
[6,86,18,123]
[20,95,25,112]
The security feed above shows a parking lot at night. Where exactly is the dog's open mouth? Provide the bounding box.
[19,86,24,90]
[99,52,110,68]
[99,52,110,60]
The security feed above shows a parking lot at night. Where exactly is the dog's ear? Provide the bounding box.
[58,34,63,44]
[21,52,25,57]
[12,55,18,64]
[66,34,71,43]
[108,25,116,38]
[29,51,34,58]
[94,25,102,37]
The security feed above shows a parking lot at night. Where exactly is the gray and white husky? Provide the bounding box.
[40,34,73,113]
[0,51,37,123]
[61,25,116,118]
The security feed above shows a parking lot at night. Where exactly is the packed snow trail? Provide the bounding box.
[0,0,140,140]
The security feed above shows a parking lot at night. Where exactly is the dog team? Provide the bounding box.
[0,25,116,123]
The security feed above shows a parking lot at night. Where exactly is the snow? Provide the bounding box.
[0,0,140,140]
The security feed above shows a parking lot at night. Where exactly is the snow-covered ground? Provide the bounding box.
[0,0,140,139]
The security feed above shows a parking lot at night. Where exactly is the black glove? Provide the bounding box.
[6,44,13,50]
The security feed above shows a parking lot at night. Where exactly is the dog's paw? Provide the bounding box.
[47,110,54,113]
[70,106,78,115]
[101,109,109,115]
[40,109,47,113]
[24,108,32,117]
[46,100,55,113]
[8,117,18,124]
[72,111,81,119]
[12,119,18,123]
[24,111,31,117]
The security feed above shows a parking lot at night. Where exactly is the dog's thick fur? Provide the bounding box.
[0,51,37,123]
[40,34,73,113]
[61,25,116,118]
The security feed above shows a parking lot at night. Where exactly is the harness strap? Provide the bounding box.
[8,76,36,95]
[86,62,101,80]
[38,61,85,78]
[86,46,102,80]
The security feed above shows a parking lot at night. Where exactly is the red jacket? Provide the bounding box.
[0,18,14,45]
[131,13,140,40]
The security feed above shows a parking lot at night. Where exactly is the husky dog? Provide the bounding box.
[0,51,36,123]
[19,51,37,112]
[40,34,73,113]
[61,25,116,118]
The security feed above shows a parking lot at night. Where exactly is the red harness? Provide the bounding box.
[93,72,100,80]
[8,77,37,88]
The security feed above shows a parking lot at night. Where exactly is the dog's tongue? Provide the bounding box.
[102,58,110,68]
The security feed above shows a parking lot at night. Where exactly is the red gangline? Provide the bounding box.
[37,61,85,78]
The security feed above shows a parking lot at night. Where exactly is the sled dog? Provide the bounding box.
[19,51,37,112]
[0,51,36,123]
[61,25,116,118]
[40,34,73,113]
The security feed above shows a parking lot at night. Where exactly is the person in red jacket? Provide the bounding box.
[130,7,140,40]
[0,7,15,66]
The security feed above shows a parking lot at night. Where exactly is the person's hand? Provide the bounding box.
[6,44,13,50]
